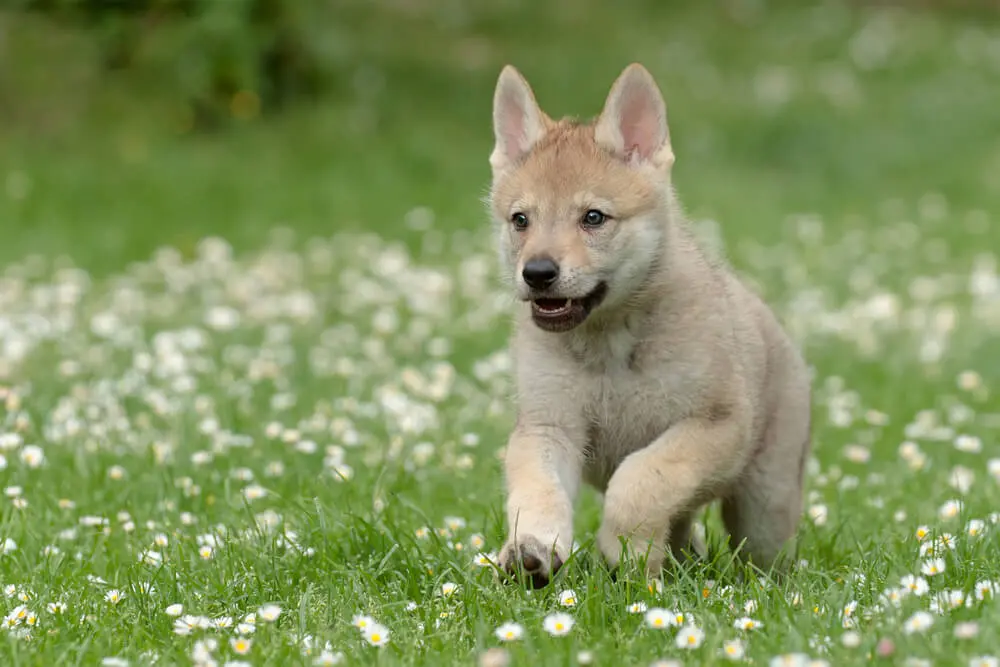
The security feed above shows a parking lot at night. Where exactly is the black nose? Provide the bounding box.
[522,257,560,290]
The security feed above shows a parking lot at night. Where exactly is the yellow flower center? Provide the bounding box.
[688,635,697,645]
[371,633,381,642]
[555,623,564,631]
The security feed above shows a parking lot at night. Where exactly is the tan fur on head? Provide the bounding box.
[486,64,813,587]
[487,65,680,322]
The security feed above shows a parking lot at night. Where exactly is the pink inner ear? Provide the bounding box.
[500,101,526,155]
[495,82,536,163]
[618,87,663,160]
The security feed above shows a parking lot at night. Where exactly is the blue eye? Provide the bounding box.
[582,209,607,227]
[511,213,529,230]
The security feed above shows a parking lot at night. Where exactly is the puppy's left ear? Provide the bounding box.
[595,63,674,170]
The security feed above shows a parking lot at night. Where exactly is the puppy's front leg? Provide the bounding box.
[598,414,746,574]
[499,422,582,588]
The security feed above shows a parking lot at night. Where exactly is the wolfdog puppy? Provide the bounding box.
[485,63,812,587]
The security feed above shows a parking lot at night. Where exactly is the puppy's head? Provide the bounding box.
[486,63,677,333]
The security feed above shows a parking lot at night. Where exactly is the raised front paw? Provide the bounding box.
[499,535,565,589]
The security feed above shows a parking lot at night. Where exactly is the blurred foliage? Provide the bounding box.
[13,0,342,128]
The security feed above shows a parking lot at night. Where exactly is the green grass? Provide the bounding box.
[1,1,1000,665]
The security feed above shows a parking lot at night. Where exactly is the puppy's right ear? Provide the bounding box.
[490,66,547,173]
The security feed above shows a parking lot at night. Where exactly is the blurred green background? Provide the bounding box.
[2,0,999,275]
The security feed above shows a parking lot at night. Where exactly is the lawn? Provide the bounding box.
[1,2,1000,665]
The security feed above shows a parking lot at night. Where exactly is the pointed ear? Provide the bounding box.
[490,65,547,172]
[594,63,673,169]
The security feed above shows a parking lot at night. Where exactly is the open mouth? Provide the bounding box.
[529,282,608,332]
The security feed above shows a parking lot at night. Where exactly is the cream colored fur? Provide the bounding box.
[486,63,812,586]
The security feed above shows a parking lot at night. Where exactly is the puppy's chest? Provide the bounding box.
[580,370,676,490]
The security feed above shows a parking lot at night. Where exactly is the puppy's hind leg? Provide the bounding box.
[666,511,707,564]
[722,405,810,574]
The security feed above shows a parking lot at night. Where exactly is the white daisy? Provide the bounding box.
[968,658,1000,667]
[734,616,763,631]
[903,611,934,634]
[495,621,524,642]
[675,624,704,649]
[722,639,745,660]
[363,623,390,647]
[921,558,946,577]
[644,607,674,630]
[542,612,574,636]
[257,604,281,622]
[901,575,929,596]
[352,614,375,631]
[230,637,252,655]
[955,621,979,639]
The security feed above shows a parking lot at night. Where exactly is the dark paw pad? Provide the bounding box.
[500,538,563,589]
[519,546,542,572]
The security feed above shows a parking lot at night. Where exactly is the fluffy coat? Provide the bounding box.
[486,63,812,586]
